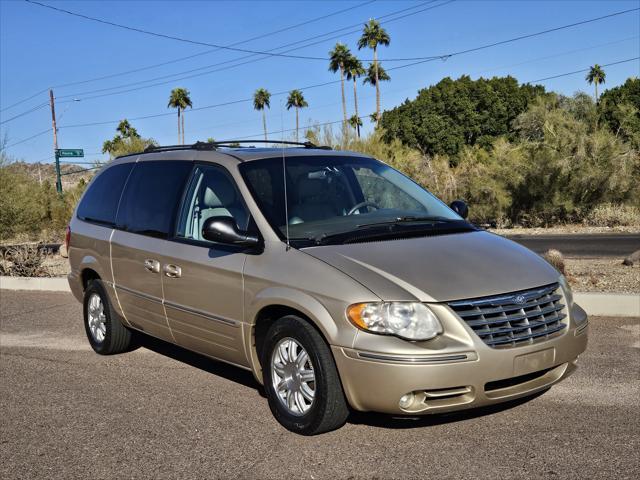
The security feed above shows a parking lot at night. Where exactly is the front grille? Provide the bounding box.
[448,283,567,348]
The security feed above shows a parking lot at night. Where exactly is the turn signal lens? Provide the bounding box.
[347,302,442,341]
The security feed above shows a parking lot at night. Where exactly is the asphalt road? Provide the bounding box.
[505,233,639,258]
[1,290,639,479]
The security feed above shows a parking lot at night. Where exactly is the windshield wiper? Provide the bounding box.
[356,215,458,228]
[313,219,473,246]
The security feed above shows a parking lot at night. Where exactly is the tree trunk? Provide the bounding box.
[340,65,347,127]
[374,47,380,124]
[295,107,299,142]
[182,110,185,145]
[353,77,360,138]
[595,83,599,103]
[262,109,267,141]
[177,107,181,144]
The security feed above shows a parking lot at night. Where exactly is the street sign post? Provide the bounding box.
[54,148,84,193]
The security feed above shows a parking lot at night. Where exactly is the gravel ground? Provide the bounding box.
[491,225,640,235]
[1,290,639,479]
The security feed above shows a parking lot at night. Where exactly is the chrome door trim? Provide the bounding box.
[115,284,163,304]
[163,300,240,327]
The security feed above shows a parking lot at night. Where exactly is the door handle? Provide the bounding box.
[143,259,160,273]
[163,264,182,278]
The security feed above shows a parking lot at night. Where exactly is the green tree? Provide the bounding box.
[599,77,640,147]
[586,64,606,102]
[167,87,193,145]
[363,62,390,87]
[357,19,390,123]
[102,119,156,157]
[286,89,309,142]
[379,75,545,156]
[253,88,271,141]
[345,55,366,137]
[329,43,352,127]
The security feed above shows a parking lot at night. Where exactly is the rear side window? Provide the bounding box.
[77,163,133,226]
[116,160,192,238]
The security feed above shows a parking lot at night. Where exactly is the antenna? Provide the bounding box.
[280,101,290,251]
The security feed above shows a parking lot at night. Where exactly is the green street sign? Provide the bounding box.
[56,149,84,158]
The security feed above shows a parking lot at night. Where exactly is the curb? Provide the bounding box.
[0,276,70,292]
[1,276,638,317]
[574,292,639,318]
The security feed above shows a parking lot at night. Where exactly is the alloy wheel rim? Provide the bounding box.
[271,337,316,416]
[87,293,107,343]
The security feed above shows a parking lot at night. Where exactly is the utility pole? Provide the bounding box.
[49,89,62,194]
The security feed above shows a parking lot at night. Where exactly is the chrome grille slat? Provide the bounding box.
[453,294,563,318]
[466,304,565,327]
[448,283,567,348]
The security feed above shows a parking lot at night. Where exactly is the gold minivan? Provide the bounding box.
[67,141,588,435]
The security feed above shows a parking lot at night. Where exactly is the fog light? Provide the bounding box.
[399,392,415,409]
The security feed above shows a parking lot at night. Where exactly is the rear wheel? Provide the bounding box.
[83,279,137,355]
[262,315,349,435]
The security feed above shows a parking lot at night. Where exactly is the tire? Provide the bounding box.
[83,279,137,355]
[261,315,349,435]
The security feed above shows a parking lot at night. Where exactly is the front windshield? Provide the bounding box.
[239,155,465,244]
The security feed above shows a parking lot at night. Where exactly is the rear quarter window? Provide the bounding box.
[77,163,134,226]
[116,160,192,238]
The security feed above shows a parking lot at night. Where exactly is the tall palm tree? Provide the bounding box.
[328,43,352,126]
[345,55,366,137]
[253,88,271,141]
[286,89,309,142]
[167,88,192,145]
[586,64,606,102]
[357,19,390,124]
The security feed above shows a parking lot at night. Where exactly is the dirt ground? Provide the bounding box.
[39,253,638,294]
[490,225,640,235]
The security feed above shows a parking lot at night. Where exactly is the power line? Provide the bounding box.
[25,0,454,63]
[4,128,51,149]
[0,102,49,125]
[0,0,377,113]
[528,57,640,83]
[57,8,640,130]
[56,1,451,101]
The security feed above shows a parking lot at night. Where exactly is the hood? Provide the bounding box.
[302,231,559,303]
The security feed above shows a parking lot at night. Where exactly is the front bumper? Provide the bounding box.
[332,303,588,415]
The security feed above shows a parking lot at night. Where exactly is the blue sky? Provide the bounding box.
[1,0,639,165]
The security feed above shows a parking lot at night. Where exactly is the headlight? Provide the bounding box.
[558,275,574,308]
[347,302,443,341]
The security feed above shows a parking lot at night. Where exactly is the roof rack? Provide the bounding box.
[142,139,331,154]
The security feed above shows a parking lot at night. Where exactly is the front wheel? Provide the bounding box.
[262,315,349,435]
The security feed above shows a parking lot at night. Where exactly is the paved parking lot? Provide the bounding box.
[1,290,638,479]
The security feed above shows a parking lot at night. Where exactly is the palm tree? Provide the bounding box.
[253,88,271,141]
[329,43,352,126]
[116,119,139,139]
[586,64,606,102]
[286,89,309,142]
[345,55,366,137]
[348,115,363,134]
[363,62,390,87]
[167,88,192,145]
[357,19,390,123]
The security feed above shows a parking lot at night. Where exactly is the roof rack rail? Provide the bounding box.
[140,139,332,155]
[213,139,331,150]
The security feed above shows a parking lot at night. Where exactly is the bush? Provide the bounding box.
[584,204,640,227]
[0,244,51,277]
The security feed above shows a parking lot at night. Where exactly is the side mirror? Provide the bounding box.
[449,200,469,219]
[202,216,260,248]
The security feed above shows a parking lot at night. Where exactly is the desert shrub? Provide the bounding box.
[584,204,640,227]
[0,244,51,277]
